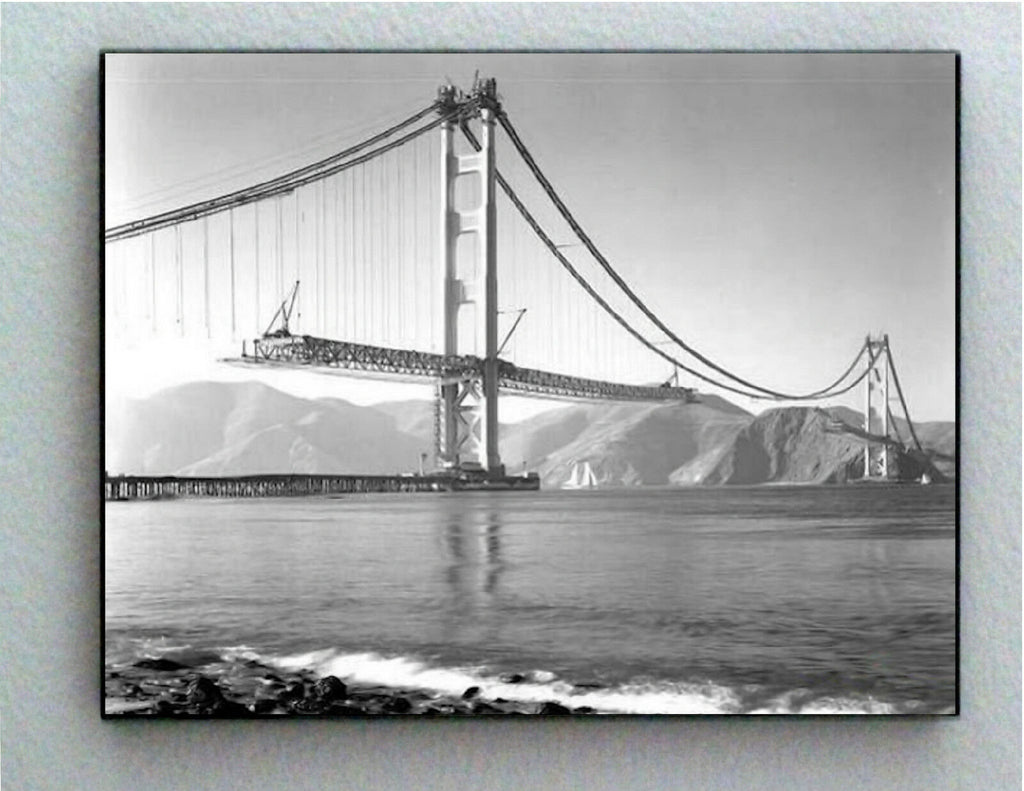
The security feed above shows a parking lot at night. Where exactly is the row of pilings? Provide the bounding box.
[105,473,453,500]
[104,472,541,500]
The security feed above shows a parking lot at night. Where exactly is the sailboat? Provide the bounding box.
[562,460,598,490]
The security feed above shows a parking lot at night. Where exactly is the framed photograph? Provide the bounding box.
[103,52,957,717]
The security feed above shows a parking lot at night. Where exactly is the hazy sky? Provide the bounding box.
[105,53,956,421]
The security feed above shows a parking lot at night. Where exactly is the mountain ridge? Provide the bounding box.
[106,381,955,486]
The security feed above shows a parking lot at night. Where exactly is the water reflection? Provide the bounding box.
[438,504,504,645]
[484,516,502,595]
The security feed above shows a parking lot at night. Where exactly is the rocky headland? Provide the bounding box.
[105,661,592,717]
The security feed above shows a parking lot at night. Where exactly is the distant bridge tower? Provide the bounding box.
[436,79,504,476]
[862,334,892,480]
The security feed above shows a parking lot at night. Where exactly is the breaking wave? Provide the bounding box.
[262,647,922,715]
[106,636,939,715]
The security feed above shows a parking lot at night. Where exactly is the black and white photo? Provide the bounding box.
[103,52,957,717]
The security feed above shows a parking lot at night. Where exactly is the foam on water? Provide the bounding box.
[108,638,927,714]
[748,692,901,715]
[265,648,817,715]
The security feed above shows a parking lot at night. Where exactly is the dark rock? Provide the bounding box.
[471,702,503,715]
[461,686,481,701]
[573,706,596,714]
[278,681,306,703]
[209,699,249,718]
[384,697,412,714]
[311,676,347,703]
[326,704,365,716]
[152,700,177,716]
[134,658,190,672]
[538,701,571,715]
[499,673,526,684]
[291,698,329,715]
[249,699,278,715]
[573,682,604,690]
[185,676,224,706]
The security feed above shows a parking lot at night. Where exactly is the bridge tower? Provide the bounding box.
[862,334,892,480]
[436,79,504,477]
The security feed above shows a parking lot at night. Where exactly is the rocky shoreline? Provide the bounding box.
[104,659,598,717]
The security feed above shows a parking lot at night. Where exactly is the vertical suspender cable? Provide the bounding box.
[348,171,355,341]
[276,195,284,315]
[361,164,368,341]
[385,155,391,344]
[376,157,384,343]
[334,176,340,338]
[321,179,327,335]
[317,181,323,333]
[254,204,261,332]
[398,138,406,347]
[150,231,157,333]
[229,208,236,337]
[382,154,389,343]
[323,179,329,335]
[394,150,402,346]
[367,160,374,341]
[378,157,385,343]
[203,215,210,338]
[412,136,419,347]
[175,224,183,334]
[314,181,320,333]
[320,180,326,334]
[335,176,341,337]
[294,190,300,330]
[368,159,375,342]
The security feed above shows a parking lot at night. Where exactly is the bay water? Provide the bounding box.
[105,484,956,714]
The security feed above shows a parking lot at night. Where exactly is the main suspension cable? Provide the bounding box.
[887,406,906,447]
[885,338,925,453]
[497,109,865,401]
[106,101,468,242]
[460,119,838,401]
[468,116,868,401]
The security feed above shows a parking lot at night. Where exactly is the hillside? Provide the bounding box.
[106,381,954,486]
[683,407,866,485]
[536,400,751,487]
[106,381,430,477]
[823,405,956,479]
[682,406,952,485]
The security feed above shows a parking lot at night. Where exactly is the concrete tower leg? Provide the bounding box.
[864,335,872,479]
[435,81,504,476]
[437,112,460,468]
[881,334,890,479]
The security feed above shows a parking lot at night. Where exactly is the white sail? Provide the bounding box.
[563,461,598,489]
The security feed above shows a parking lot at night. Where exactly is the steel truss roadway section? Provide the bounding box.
[235,334,697,404]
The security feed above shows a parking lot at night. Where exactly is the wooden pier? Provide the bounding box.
[104,472,540,501]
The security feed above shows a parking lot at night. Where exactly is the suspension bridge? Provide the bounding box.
[105,76,928,486]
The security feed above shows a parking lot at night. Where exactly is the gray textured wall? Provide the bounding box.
[1,4,1019,790]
